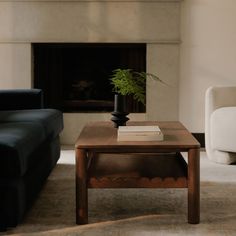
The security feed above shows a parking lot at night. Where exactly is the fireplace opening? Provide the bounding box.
[33,43,146,112]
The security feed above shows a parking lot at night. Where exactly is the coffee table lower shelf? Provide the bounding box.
[87,153,188,188]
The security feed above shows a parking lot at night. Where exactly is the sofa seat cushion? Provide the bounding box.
[0,109,63,138]
[0,122,46,177]
[210,107,236,152]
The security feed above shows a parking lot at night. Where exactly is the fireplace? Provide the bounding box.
[33,43,146,112]
[1,0,180,144]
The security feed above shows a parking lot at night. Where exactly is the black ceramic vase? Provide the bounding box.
[111,94,129,128]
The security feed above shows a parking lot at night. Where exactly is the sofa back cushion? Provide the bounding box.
[0,89,43,111]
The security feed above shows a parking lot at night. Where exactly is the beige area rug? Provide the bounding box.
[4,151,236,236]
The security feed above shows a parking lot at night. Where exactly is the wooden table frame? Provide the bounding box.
[75,121,200,225]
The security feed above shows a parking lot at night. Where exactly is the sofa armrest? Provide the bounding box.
[0,89,44,110]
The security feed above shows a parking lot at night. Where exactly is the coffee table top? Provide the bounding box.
[75,121,200,151]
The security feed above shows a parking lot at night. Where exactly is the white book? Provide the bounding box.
[117,126,163,141]
[118,125,161,132]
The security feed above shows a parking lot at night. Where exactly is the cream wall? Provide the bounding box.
[4,0,229,138]
[180,0,236,132]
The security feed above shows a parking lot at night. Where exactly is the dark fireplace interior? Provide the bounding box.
[33,43,146,112]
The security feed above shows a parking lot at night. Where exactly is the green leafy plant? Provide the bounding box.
[110,68,163,105]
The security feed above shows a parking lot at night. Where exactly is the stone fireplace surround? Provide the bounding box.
[0,0,181,144]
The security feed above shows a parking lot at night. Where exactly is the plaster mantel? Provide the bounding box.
[0,1,180,42]
[0,40,181,44]
[0,0,182,2]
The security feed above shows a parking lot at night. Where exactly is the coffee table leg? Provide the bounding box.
[76,148,88,224]
[187,148,200,224]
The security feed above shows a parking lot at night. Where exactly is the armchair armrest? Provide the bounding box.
[205,86,236,164]
[0,89,44,111]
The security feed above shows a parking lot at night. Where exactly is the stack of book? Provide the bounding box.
[117,125,164,141]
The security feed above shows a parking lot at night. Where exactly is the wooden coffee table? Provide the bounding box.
[75,121,200,225]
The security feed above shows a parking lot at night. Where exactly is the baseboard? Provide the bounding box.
[192,133,205,148]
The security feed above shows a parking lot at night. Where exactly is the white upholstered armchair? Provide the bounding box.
[205,86,236,164]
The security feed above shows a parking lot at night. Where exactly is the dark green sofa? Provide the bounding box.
[0,89,63,230]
